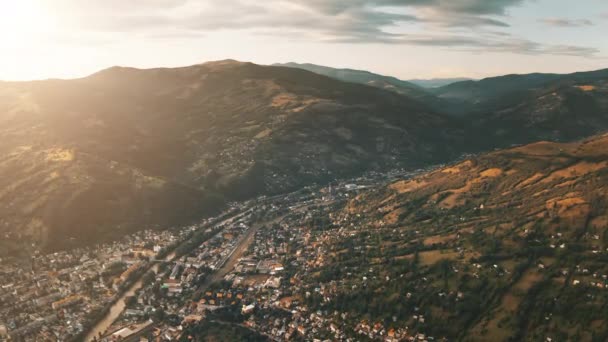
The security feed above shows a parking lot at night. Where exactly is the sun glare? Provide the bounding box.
[0,1,51,47]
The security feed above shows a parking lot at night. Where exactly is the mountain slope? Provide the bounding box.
[316,134,608,340]
[0,146,219,254]
[470,78,608,148]
[273,62,431,99]
[435,68,608,109]
[0,60,460,252]
[425,67,608,146]
[408,77,472,88]
[273,64,608,144]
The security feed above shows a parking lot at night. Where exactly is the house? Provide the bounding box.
[297,325,307,335]
[107,320,155,342]
[125,309,145,317]
[183,315,203,324]
[242,304,256,314]
[51,295,83,310]
[169,264,181,280]
[264,276,281,289]
[257,259,284,274]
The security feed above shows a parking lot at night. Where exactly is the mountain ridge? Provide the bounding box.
[407,77,473,88]
[272,62,431,99]
[2,59,608,253]
[0,60,460,252]
[435,67,608,105]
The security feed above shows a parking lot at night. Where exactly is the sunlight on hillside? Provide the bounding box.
[0,1,51,41]
[45,148,74,162]
[576,85,596,91]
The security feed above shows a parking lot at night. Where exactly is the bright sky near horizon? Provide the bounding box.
[0,0,607,81]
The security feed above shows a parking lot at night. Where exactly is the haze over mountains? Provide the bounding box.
[1,59,607,253]
[273,62,433,100]
[407,78,473,88]
[275,62,472,90]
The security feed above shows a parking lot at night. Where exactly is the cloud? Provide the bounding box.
[540,18,594,27]
[331,33,599,57]
[296,0,525,16]
[52,0,524,33]
[45,0,599,57]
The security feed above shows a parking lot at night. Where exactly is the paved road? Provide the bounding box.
[196,213,288,294]
[83,208,255,341]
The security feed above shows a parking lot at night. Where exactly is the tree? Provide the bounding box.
[437,259,453,289]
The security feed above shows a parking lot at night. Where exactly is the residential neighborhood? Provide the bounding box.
[0,168,432,341]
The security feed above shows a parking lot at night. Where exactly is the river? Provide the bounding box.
[83,210,250,341]
[83,252,175,341]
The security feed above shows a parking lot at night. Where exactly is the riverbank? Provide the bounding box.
[82,252,175,341]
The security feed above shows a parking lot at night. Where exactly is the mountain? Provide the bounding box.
[273,62,431,99]
[470,77,608,148]
[317,134,608,340]
[0,60,460,252]
[273,64,608,141]
[407,77,472,88]
[434,68,608,109]
[441,69,608,149]
[3,59,607,254]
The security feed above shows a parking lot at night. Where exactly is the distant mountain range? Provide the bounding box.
[407,77,473,88]
[434,68,608,108]
[445,69,608,147]
[273,62,432,99]
[274,63,471,91]
[1,59,607,252]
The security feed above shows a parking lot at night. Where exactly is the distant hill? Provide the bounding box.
[327,133,608,340]
[407,78,472,88]
[273,62,431,99]
[461,70,608,148]
[0,60,460,252]
[434,68,608,108]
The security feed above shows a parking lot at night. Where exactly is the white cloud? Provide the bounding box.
[37,0,601,57]
[540,18,594,27]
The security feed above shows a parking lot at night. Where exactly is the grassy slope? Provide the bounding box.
[325,134,608,340]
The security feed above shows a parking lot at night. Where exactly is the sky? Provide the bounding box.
[0,0,607,81]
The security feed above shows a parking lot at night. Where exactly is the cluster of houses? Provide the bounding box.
[0,227,187,341]
[93,209,256,341]
[2,170,446,341]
